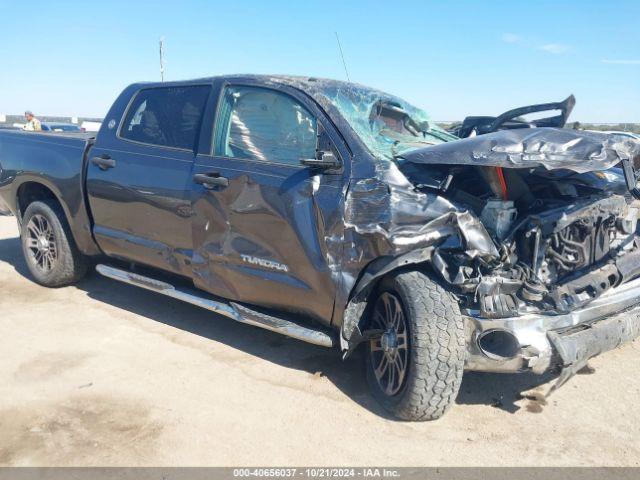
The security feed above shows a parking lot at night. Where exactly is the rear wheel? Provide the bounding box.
[21,200,88,287]
[365,270,465,421]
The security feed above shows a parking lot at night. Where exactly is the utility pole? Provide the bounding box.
[159,37,165,82]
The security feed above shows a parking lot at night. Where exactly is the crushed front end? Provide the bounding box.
[463,192,640,376]
[399,128,640,383]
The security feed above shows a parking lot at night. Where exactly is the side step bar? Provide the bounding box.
[95,264,335,348]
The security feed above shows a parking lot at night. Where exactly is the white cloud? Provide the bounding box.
[601,59,640,65]
[503,36,571,55]
[538,43,570,54]
[501,33,521,44]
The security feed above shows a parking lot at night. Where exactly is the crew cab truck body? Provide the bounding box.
[1,75,640,420]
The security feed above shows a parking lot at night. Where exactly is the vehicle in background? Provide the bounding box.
[80,121,102,132]
[1,76,640,421]
[602,131,640,140]
[41,122,84,133]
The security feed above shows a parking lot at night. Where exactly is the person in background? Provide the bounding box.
[23,111,42,131]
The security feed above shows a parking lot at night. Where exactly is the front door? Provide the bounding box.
[190,83,347,324]
[86,84,211,276]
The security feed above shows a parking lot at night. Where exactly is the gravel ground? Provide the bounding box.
[0,215,638,466]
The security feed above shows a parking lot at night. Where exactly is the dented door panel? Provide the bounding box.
[190,80,349,325]
[191,156,344,324]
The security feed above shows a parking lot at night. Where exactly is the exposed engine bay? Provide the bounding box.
[312,80,640,372]
[399,158,640,319]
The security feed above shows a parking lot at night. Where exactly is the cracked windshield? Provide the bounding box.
[319,84,458,159]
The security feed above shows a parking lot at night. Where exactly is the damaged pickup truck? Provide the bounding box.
[1,75,639,421]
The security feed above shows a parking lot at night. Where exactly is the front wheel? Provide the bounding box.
[21,200,88,287]
[365,270,466,421]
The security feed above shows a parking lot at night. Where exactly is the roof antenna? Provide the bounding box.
[159,36,165,82]
[334,32,351,83]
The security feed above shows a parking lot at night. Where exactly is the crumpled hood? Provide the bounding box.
[400,127,640,173]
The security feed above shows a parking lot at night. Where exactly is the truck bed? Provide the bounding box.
[0,129,94,142]
[0,129,99,254]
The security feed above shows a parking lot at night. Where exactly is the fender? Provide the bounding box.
[340,247,435,354]
[13,175,100,256]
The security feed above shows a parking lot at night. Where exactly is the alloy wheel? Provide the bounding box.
[25,214,58,272]
[369,292,410,396]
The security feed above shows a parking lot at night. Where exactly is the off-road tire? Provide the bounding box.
[365,270,466,421]
[20,200,88,287]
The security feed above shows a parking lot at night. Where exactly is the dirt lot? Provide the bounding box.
[0,215,639,466]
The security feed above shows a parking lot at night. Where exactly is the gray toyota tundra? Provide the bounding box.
[1,75,639,420]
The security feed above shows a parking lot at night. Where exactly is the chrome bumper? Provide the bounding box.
[464,276,640,374]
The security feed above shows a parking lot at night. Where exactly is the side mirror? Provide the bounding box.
[300,151,341,169]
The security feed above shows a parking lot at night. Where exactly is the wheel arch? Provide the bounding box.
[340,247,438,354]
[16,180,67,223]
[13,177,100,256]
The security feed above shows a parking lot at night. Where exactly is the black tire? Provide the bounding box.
[365,270,465,421]
[20,200,88,287]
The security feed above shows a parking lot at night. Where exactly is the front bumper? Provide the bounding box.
[464,276,640,374]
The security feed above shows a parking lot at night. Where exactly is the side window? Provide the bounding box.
[214,86,317,166]
[120,85,210,150]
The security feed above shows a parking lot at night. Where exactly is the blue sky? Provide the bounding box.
[1,0,639,122]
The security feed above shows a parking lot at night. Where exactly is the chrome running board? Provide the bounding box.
[95,264,335,348]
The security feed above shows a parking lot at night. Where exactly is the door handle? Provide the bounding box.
[91,155,116,170]
[194,172,229,189]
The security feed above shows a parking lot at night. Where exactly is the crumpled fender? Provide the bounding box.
[339,213,499,353]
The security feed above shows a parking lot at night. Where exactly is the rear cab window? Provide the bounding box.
[120,85,211,151]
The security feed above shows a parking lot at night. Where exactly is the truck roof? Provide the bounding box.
[127,74,361,112]
[131,74,351,90]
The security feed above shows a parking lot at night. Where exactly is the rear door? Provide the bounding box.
[190,82,348,324]
[86,84,211,276]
